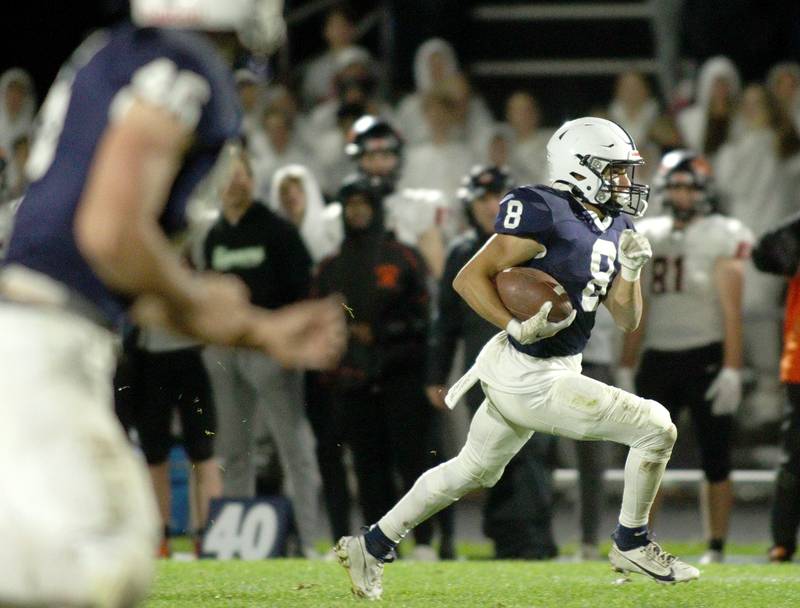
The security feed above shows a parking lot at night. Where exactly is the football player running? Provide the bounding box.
[618,150,753,564]
[0,2,345,606]
[336,117,699,600]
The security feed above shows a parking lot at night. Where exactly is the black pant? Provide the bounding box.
[636,343,732,483]
[771,383,800,553]
[337,368,435,545]
[132,348,216,464]
[305,371,351,541]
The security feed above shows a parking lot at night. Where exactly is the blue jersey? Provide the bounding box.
[494,185,634,358]
[4,22,241,325]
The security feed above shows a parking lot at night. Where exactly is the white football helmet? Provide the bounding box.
[546,117,649,217]
[130,0,286,55]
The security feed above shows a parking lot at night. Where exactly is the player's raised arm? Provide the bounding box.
[452,232,542,330]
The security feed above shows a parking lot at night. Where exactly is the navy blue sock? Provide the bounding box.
[364,524,397,561]
[613,523,650,550]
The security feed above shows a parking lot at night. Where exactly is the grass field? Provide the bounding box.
[147,543,800,607]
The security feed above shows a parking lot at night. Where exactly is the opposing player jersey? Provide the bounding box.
[4,22,241,325]
[636,214,753,351]
[494,185,633,358]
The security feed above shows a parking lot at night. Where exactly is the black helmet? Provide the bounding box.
[655,149,716,221]
[457,165,515,207]
[345,115,403,159]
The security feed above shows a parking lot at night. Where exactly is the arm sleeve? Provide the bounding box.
[494,187,554,243]
[427,246,465,385]
[752,212,800,276]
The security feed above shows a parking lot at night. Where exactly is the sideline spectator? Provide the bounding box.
[751,210,800,562]
[677,56,742,158]
[505,92,551,186]
[202,150,322,557]
[608,71,661,150]
[767,62,800,133]
[235,69,264,142]
[346,115,449,278]
[302,5,368,106]
[396,38,460,146]
[0,68,35,156]
[269,164,343,263]
[400,91,474,224]
[250,106,312,201]
[308,48,390,138]
[127,328,222,558]
[315,174,436,560]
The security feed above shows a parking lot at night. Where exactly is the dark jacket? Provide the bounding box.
[427,227,498,388]
[752,210,800,277]
[203,202,312,308]
[315,230,429,388]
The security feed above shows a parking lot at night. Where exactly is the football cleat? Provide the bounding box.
[609,541,700,584]
[335,535,385,600]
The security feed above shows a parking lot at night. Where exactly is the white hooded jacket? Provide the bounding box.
[269,164,343,264]
[677,56,742,154]
[0,68,35,156]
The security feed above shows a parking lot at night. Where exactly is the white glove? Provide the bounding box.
[614,366,636,394]
[705,367,742,416]
[618,229,652,281]
[506,301,577,345]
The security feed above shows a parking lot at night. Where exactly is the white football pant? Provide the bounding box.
[0,305,159,607]
[379,333,676,542]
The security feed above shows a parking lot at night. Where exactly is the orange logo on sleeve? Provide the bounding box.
[375,264,400,289]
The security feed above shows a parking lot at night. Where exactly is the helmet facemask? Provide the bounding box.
[577,155,649,217]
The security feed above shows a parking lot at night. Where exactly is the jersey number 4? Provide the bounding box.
[581,239,617,312]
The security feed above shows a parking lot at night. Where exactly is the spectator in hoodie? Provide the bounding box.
[301,5,368,107]
[767,62,800,134]
[677,56,742,158]
[505,91,551,186]
[269,164,343,264]
[0,68,35,156]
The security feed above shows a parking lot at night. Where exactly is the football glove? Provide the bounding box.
[506,301,577,345]
[618,229,652,281]
[705,367,742,416]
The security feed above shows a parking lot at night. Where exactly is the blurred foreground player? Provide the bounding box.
[337,118,699,600]
[0,2,345,606]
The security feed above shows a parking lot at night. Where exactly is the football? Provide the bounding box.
[495,267,573,322]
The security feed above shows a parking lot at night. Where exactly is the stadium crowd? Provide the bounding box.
[2,3,800,565]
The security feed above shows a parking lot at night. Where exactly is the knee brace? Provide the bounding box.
[630,399,677,463]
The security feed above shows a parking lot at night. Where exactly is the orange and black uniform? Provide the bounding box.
[753,211,800,557]
[314,193,434,546]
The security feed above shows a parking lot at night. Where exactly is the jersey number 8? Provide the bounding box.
[502,200,524,229]
[581,239,617,312]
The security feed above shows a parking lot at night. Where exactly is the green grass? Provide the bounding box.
[146,550,800,608]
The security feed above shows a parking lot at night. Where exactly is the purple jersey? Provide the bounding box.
[4,22,241,325]
[494,185,634,358]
